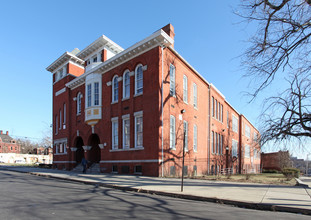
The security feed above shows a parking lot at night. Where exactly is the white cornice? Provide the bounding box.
[46,52,85,73]
[66,29,174,89]
[76,35,124,60]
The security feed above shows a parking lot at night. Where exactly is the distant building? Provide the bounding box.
[261,151,291,171]
[46,24,261,176]
[0,130,21,154]
[291,156,306,174]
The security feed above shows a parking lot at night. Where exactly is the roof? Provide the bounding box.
[0,133,14,143]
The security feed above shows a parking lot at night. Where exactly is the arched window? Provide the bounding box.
[77,92,82,115]
[112,75,119,102]
[123,70,130,99]
[135,64,143,95]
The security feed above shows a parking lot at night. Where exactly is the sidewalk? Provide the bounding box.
[1,165,311,215]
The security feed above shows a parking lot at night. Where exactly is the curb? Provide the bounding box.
[295,178,310,188]
[2,168,311,216]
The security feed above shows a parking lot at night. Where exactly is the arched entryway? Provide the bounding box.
[88,134,101,163]
[74,136,84,164]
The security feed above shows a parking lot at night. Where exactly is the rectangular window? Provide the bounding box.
[92,56,97,63]
[193,83,197,108]
[183,75,188,103]
[183,121,188,151]
[94,82,99,106]
[87,84,92,107]
[215,132,218,154]
[212,97,215,117]
[232,114,238,133]
[232,139,238,157]
[170,115,176,149]
[193,124,197,152]
[59,110,62,130]
[245,124,250,138]
[245,145,250,158]
[253,132,258,143]
[63,103,66,125]
[211,131,214,154]
[55,115,58,134]
[135,112,143,148]
[170,64,175,96]
[227,110,229,128]
[215,100,218,119]
[123,116,130,149]
[112,119,118,150]
[220,104,223,122]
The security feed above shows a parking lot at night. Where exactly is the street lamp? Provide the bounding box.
[181,109,186,192]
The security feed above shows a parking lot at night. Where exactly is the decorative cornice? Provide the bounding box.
[46,52,85,73]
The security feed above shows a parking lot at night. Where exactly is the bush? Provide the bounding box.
[282,168,300,180]
[262,169,279,173]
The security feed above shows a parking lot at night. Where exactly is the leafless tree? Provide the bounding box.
[237,0,311,142]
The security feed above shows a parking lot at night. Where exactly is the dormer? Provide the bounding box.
[76,35,124,74]
[46,50,85,83]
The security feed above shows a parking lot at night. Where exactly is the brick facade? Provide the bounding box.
[47,24,261,176]
[0,130,21,154]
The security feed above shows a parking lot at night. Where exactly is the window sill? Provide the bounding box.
[122,97,130,101]
[54,153,67,155]
[111,101,118,105]
[134,93,143,97]
[109,147,144,152]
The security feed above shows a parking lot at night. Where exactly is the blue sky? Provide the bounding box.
[0,1,307,158]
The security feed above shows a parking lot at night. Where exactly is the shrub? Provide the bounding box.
[282,168,300,180]
[262,169,279,173]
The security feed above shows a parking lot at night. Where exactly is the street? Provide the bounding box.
[0,170,309,220]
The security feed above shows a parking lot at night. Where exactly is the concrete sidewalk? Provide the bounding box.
[1,166,311,215]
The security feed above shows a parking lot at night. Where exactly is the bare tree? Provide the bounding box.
[237,0,311,142]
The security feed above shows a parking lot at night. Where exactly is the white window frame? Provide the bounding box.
[123,70,130,99]
[170,64,175,96]
[135,64,143,95]
[55,115,58,135]
[212,97,215,117]
[232,139,238,157]
[122,114,130,149]
[245,145,250,158]
[193,124,197,152]
[232,114,238,133]
[134,111,143,148]
[212,131,215,154]
[87,84,92,107]
[111,117,118,150]
[170,115,176,149]
[59,109,62,130]
[94,82,99,106]
[112,75,119,103]
[245,124,251,138]
[193,83,197,108]
[183,75,188,103]
[77,92,82,115]
[183,120,188,151]
[63,103,66,125]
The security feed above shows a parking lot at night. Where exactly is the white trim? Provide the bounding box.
[122,114,130,119]
[106,81,112,86]
[111,116,118,121]
[112,75,119,103]
[135,64,144,95]
[53,138,67,144]
[55,87,66,96]
[123,70,130,99]
[110,147,144,152]
[134,110,143,117]
[100,159,161,163]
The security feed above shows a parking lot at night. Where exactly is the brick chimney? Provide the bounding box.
[161,24,175,48]
[6,131,9,135]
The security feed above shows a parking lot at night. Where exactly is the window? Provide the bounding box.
[232,139,238,157]
[253,132,258,143]
[170,64,175,96]
[220,134,223,155]
[87,84,92,107]
[193,124,197,152]
[212,97,215,117]
[135,64,143,95]
[112,76,119,102]
[111,118,118,150]
[123,70,130,99]
[183,75,188,103]
[212,131,215,154]
[55,72,58,82]
[232,114,238,133]
[77,93,82,115]
[245,145,250,158]
[216,133,219,154]
[134,165,142,173]
[122,115,130,149]
[134,112,143,148]
[94,82,99,105]
[92,55,97,63]
[63,103,66,125]
[220,104,223,122]
[59,68,63,78]
[59,109,62,130]
[55,115,58,134]
[193,83,197,108]
[170,115,176,149]
[215,100,218,119]
[227,110,229,128]
[183,121,188,151]
[245,124,250,138]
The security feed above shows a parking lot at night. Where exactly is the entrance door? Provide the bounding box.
[74,136,84,164]
[88,134,101,163]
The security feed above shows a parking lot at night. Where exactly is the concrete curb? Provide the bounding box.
[2,167,311,216]
[295,178,310,188]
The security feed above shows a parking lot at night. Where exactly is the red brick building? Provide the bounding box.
[0,130,21,153]
[46,24,260,176]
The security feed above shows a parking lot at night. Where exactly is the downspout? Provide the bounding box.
[208,84,211,175]
[161,45,164,177]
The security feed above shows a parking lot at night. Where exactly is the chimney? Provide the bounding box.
[101,49,108,62]
[6,131,9,135]
[161,24,175,48]
[0,130,2,135]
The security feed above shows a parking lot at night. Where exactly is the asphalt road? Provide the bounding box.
[0,170,309,220]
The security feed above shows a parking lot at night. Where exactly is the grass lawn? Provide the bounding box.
[192,173,297,186]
